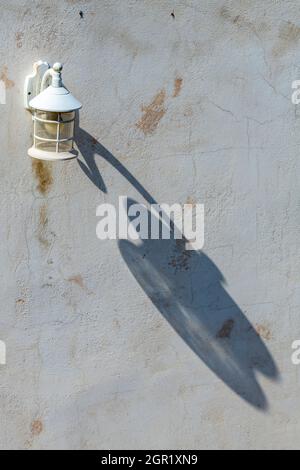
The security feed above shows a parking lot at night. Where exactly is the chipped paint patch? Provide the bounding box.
[32,160,53,194]
[136,89,166,135]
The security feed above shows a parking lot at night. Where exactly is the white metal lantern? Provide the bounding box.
[24,61,82,161]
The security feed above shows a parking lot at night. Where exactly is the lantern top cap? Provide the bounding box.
[29,85,82,112]
[29,62,82,112]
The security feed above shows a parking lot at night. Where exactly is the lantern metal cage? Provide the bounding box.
[29,110,76,160]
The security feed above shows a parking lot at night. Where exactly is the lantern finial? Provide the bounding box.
[53,63,63,73]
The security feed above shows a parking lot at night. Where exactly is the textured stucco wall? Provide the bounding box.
[0,0,300,450]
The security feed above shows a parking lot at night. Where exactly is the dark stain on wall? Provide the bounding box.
[15,32,24,48]
[32,160,53,194]
[273,21,300,57]
[37,204,50,248]
[168,239,192,272]
[219,5,246,28]
[39,204,48,228]
[217,319,235,339]
[219,5,268,34]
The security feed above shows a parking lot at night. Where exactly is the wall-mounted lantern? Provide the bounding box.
[24,61,82,161]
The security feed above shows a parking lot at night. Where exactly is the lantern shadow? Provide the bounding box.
[75,126,279,410]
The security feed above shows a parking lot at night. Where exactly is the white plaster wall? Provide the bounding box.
[0,0,300,450]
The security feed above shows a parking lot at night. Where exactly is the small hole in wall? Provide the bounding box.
[171,10,175,19]
[28,92,31,95]
[79,11,84,19]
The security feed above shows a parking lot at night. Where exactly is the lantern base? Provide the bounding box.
[28,146,78,161]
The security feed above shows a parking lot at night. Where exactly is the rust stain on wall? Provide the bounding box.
[68,274,85,289]
[173,77,183,97]
[30,420,43,436]
[255,324,272,341]
[32,160,53,194]
[0,66,14,89]
[136,89,166,135]
[217,319,235,339]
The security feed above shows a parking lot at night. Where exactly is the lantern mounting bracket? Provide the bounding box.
[24,60,50,109]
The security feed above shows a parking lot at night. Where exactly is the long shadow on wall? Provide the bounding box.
[76,127,279,410]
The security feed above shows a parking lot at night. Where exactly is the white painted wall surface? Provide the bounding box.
[0,0,300,450]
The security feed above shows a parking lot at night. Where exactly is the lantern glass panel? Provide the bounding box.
[59,112,75,140]
[36,140,57,152]
[35,110,59,140]
[58,140,73,152]
[33,110,76,154]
